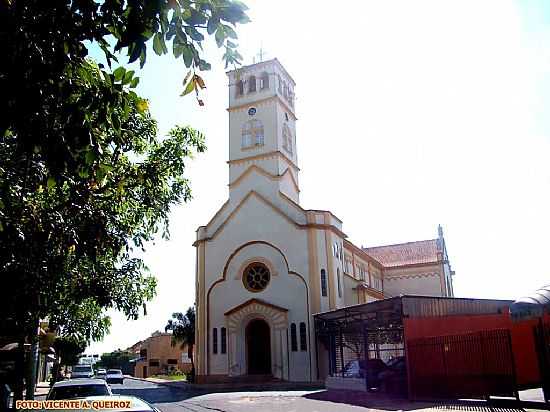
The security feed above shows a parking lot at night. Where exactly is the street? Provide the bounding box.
[106,379,547,412]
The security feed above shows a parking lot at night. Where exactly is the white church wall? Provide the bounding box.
[316,229,330,313]
[229,100,279,162]
[203,195,312,380]
[343,274,360,306]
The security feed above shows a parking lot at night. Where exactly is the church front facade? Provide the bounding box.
[193,59,454,383]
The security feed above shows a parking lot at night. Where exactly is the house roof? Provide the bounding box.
[363,239,441,268]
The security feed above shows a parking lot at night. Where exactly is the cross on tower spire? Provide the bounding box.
[253,46,267,64]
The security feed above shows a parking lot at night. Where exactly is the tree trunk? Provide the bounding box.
[188,344,195,383]
[25,321,39,400]
[12,339,25,403]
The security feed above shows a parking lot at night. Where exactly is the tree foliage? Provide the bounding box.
[0,0,249,398]
[53,337,87,368]
[165,307,195,380]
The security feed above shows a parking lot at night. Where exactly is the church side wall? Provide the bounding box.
[383,264,443,297]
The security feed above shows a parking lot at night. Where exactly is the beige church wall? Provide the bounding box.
[202,195,312,381]
[275,103,298,166]
[316,229,330,313]
[229,157,280,183]
[278,173,299,206]
[383,264,443,297]
[343,274,360,306]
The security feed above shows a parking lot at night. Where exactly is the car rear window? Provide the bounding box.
[48,384,109,400]
[73,366,92,372]
[107,370,121,374]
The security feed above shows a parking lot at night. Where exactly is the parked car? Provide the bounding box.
[378,356,407,395]
[81,395,161,412]
[70,364,94,379]
[105,369,124,384]
[342,358,388,389]
[47,379,112,400]
[95,369,107,379]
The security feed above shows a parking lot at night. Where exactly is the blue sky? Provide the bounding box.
[88,0,550,354]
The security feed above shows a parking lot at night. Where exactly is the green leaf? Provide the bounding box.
[215,26,225,47]
[185,26,204,42]
[153,33,164,56]
[181,46,193,67]
[183,70,193,86]
[85,150,97,165]
[180,78,195,96]
[113,67,126,82]
[207,15,219,35]
[130,77,140,88]
[123,70,135,85]
[47,177,56,189]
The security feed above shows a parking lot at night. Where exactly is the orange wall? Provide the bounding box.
[133,334,192,378]
[403,314,544,387]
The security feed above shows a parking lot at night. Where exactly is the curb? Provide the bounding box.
[126,376,193,390]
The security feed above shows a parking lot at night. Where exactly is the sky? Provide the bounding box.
[88,0,550,354]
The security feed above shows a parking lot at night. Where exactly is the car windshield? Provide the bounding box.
[48,384,109,400]
[73,366,92,372]
[107,370,121,375]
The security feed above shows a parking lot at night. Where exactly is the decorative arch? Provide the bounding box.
[236,79,244,96]
[205,240,312,378]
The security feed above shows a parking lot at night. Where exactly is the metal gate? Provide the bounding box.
[534,321,550,402]
[407,329,517,400]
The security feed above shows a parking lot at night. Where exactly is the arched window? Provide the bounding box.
[242,119,264,148]
[320,269,327,297]
[248,75,256,92]
[290,323,297,352]
[337,268,342,298]
[236,79,244,97]
[212,328,218,354]
[278,75,282,93]
[299,322,307,351]
[260,72,269,90]
[282,124,293,154]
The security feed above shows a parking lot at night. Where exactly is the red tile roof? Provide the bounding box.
[363,239,441,268]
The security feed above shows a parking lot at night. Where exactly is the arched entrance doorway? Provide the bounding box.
[246,319,271,375]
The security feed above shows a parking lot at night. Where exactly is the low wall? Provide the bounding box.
[325,376,366,392]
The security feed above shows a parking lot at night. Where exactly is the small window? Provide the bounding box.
[213,328,218,354]
[337,268,342,298]
[260,72,269,89]
[321,269,327,297]
[282,124,293,154]
[248,75,256,92]
[290,323,297,352]
[221,327,227,354]
[299,322,307,351]
[149,359,160,367]
[167,359,178,365]
[236,80,244,96]
[278,75,282,93]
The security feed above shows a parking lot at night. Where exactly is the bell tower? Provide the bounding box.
[226,58,300,204]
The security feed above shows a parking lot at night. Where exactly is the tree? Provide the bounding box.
[165,307,195,382]
[1,0,249,400]
[53,337,87,369]
[96,350,137,374]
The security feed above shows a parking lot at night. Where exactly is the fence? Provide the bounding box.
[534,321,550,402]
[407,329,517,400]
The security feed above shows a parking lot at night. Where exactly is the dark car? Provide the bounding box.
[342,358,388,389]
[378,356,407,395]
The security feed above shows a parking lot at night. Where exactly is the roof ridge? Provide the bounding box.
[363,238,438,250]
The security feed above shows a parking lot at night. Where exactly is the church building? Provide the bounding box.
[193,58,455,383]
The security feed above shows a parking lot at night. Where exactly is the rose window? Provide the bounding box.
[243,263,270,292]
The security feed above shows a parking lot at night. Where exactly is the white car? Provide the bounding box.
[47,379,112,400]
[82,396,161,412]
[105,369,124,384]
[95,369,107,379]
[70,364,94,379]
